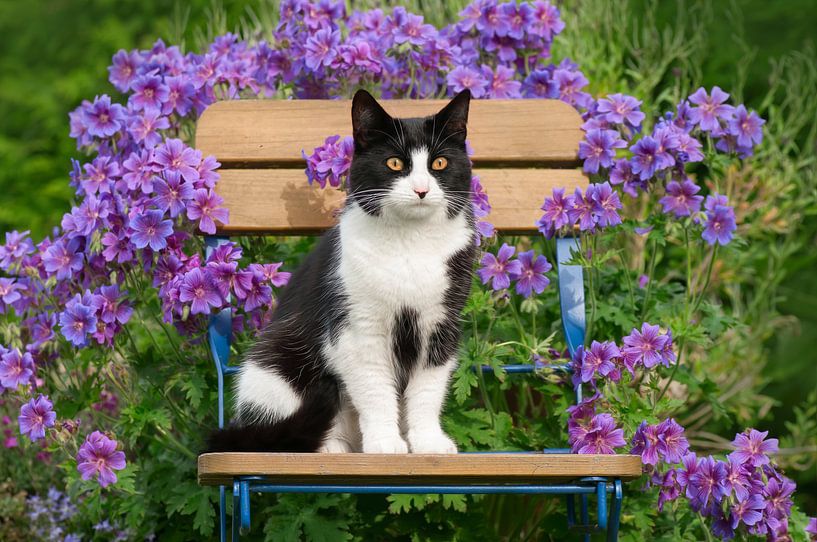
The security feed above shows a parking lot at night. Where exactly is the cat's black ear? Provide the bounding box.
[434,90,471,142]
[352,89,391,150]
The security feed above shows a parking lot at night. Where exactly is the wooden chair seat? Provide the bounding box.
[198,452,641,486]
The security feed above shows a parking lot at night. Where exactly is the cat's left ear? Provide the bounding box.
[352,89,392,151]
[433,90,471,143]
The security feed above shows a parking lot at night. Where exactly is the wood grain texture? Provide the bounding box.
[196,99,583,166]
[213,168,587,235]
[197,452,642,486]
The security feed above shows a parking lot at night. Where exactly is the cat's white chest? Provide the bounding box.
[338,205,471,318]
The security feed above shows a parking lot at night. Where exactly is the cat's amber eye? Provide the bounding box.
[431,156,448,171]
[386,157,404,171]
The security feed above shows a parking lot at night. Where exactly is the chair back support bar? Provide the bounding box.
[195,99,586,235]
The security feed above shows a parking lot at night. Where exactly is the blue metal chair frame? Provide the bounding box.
[204,235,624,541]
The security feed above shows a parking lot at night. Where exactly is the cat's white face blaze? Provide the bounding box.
[384,148,447,220]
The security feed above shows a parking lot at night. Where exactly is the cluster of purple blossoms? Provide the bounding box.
[477,243,551,298]
[568,86,762,248]
[303,135,355,189]
[27,488,82,542]
[568,409,627,455]
[645,429,801,541]
[536,183,623,238]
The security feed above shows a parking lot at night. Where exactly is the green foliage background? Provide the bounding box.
[1,0,816,539]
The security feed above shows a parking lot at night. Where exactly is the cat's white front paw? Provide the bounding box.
[318,438,353,453]
[407,430,458,454]
[362,433,409,454]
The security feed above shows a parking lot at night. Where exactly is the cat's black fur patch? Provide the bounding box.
[393,307,421,390]
[205,90,474,453]
[428,242,477,367]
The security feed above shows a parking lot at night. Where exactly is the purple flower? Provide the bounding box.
[630,421,662,465]
[675,132,705,162]
[304,28,341,71]
[629,137,660,181]
[162,75,196,116]
[722,455,751,502]
[127,110,170,148]
[101,231,134,264]
[154,171,194,218]
[763,476,795,522]
[511,250,551,298]
[728,105,764,148]
[573,413,626,454]
[130,210,174,251]
[521,69,558,98]
[659,178,704,217]
[656,418,689,463]
[728,429,778,467]
[483,65,522,99]
[0,348,34,389]
[530,1,565,40]
[566,187,596,231]
[446,65,489,99]
[59,294,98,347]
[621,322,670,372]
[538,187,570,233]
[554,68,591,108]
[651,126,680,170]
[731,494,765,528]
[237,270,273,312]
[589,182,622,227]
[187,189,230,234]
[0,230,33,268]
[108,50,141,92]
[392,9,434,45]
[76,431,126,488]
[179,268,222,315]
[250,262,291,288]
[609,159,646,198]
[688,86,734,132]
[702,196,737,246]
[18,395,56,442]
[477,243,522,291]
[688,455,728,507]
[84,95,125,138]
[596,94,645,129]
[580,340,620,383]
[122,149,158,194]
[154,138,202,183]
[95,284,133,325]
[42,239,84,280]
[82,155,120,195]
[128,75,169,114]
[0,278,24,307]
[579,129,626,173]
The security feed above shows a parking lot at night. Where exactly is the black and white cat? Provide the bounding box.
[207,89,476,454]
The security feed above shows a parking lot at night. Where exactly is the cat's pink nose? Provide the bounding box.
[414,189,428,199]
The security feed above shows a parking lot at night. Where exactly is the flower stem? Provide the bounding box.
[640,237,658,321]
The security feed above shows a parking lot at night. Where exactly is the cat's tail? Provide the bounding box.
[204,380,339,453]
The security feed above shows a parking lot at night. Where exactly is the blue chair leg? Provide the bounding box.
[219,485,227,542]
[239,480,251,535]
[596,481,608,531]
[581,493,590,542]
[607,480,623,542]
[232,480,241,541]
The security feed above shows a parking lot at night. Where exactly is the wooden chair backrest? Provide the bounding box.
[195,99,586,235]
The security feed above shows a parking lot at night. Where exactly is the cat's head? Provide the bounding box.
[348,90,472,221]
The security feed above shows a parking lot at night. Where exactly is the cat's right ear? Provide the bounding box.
[352,89,391,151]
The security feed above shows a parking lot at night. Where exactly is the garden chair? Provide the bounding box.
[194,98,642,541]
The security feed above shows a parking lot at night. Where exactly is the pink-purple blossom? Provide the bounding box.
[76,431,126,488]
[18,394,56,442]
[477,243,522,291]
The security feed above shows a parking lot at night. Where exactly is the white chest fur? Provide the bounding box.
[337,203,471,328]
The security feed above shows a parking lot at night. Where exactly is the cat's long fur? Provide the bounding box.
[207,90,475,454]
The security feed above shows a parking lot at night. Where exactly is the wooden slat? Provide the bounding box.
[212,168,586,235]
[197,452,642,486]
[196,99,583,166]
